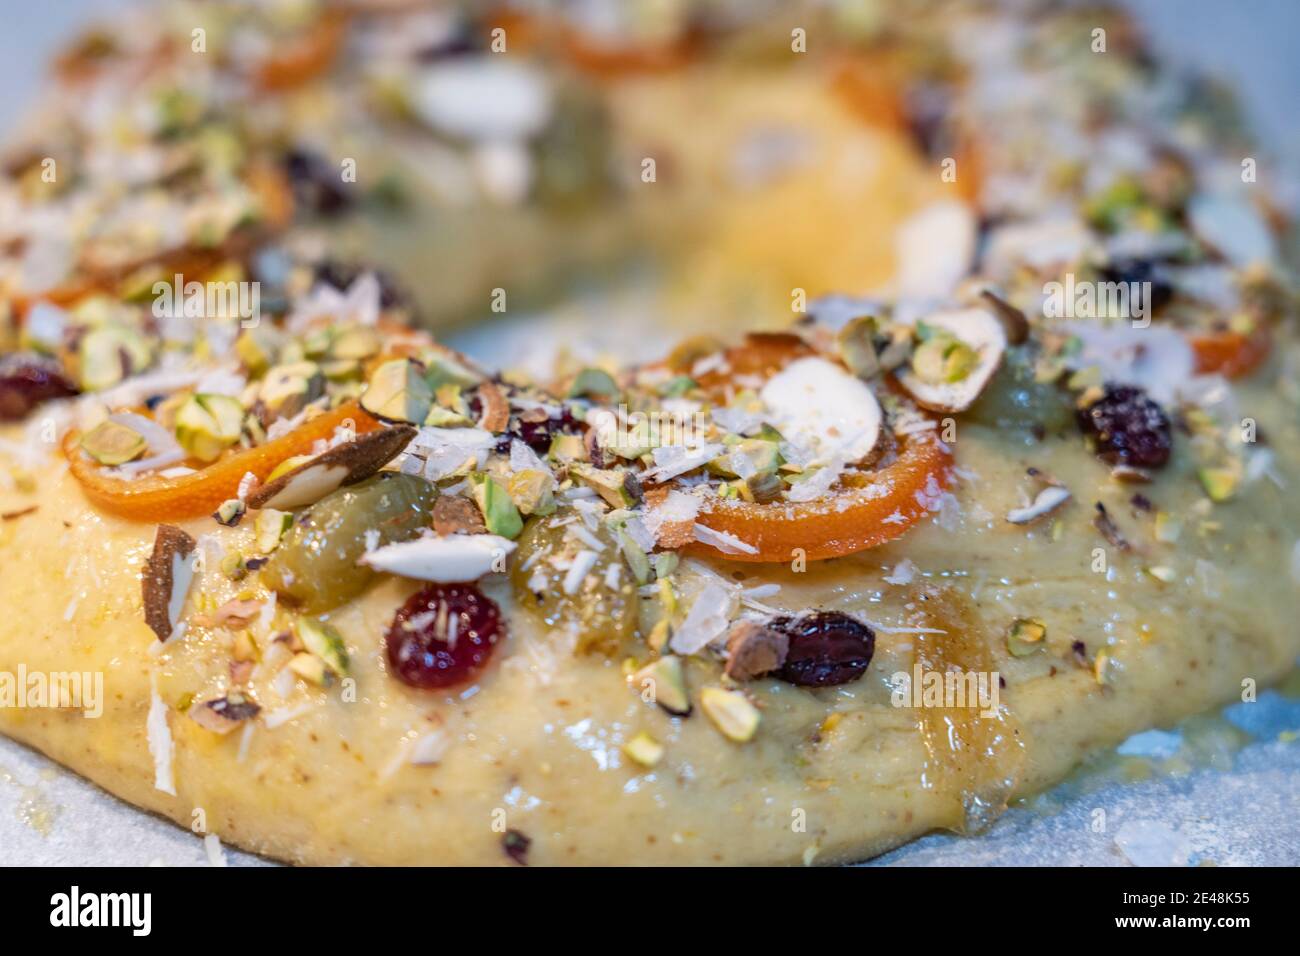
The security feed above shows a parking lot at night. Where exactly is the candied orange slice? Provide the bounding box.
[689,429,953,563]
[255,12,347,92]
[65,402,382,522]
[559,25,699,77]
[674,330,953,562]
[694,332,815,398]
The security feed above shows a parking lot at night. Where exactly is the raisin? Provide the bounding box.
[385,584,503,689]
[769,611,875,687]
[0,353,79,421]
[502,829,531,865]
[1076,384,1172,469]
[282,148,353,217]
[313,258,412,312]
[1098,259,1173,317]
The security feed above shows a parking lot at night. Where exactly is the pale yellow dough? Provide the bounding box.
[1,363,1296,865]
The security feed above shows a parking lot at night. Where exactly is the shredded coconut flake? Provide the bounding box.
[563,550,599,595]
[883,559,917,585]
[669,581,736,655]
[147,676,176,796]
[692,523,758,555]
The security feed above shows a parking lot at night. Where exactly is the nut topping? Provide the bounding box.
[723,620,790,681]
[142,524,196,641]
[246,424,416,511]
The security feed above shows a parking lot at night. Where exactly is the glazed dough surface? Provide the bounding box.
[1,367,1295,866]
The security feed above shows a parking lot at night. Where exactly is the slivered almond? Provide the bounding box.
[142,525,196,641]
[977,288,1030,344]
[476,381,510,433]
[1006,485,1072,525]
[896,308,1006,414]
[247,424,416,510]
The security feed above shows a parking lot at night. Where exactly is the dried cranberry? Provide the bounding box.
[385,584,503,689]
[499,405,580,454]
[770,612,875,687]
[0,353,79,421]
[1076,384,1172,469]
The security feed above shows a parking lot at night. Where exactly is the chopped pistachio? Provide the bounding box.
[746,471,784,503]
[700,687,761,743]
[423,404,474,427]
[570,463,641,508]
[423,352,483,390]
[548,433,587,462]
[1145,565,1177,584]
[79,419,147,466]
[652,551,679,580]
[229,634,256,669]
[295,617,349,678]
[470,473,524,539]
[174,393,244,462]
[631,655,690,716]
[1197,466,1239,503]
[708,438,780,479]
[319,358,362,382]
[329,325,381,361]
[235,326,279,376]
[657,577,678,619]
[568,367,620,400]
[616,527,651,585]
[78,325,152,391]
[259,361,323,420]
[837,315,883,378]
[213,498,246,526]
[658,375,697,397]
[1006,617,1047,657]
[255,508,293,553]
[646,618,671,653]
[507,469,556,516]
[433,383,471,417]
[219,551,248,581]
[288,652,333,686]
[911,332,978,384]
[622,731,665,768]
[361,358,433,424]
[301,327,334,359]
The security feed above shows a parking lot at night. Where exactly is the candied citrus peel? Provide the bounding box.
[1191,326,1271,379]
[689,428,953,563]
[64,401,382,521]
[558,22,699,76]
[255,11,348,92]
